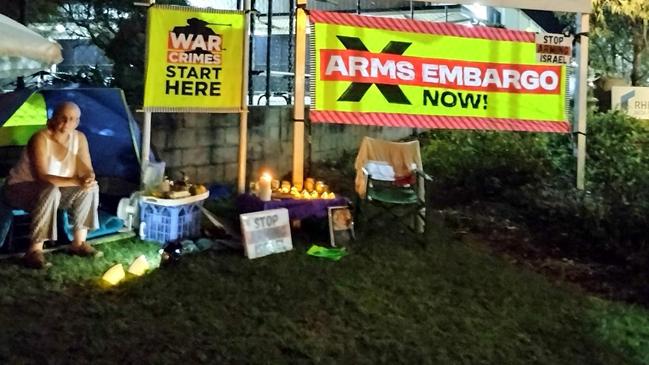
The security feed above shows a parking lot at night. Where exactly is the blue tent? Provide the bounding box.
[0,86,142,183]
[0,87,144,250]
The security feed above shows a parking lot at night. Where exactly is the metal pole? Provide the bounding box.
[410,0,414,19]
[574,13,589,190]
[140,0,156,185]
[265,0,272,106]
[248,0,255,105]
[16,0,26,90]
[238,0,252,193]
[141,111,152,183]
[292,0,307,186]
[19,0,26,24]
[356,0,361,14]
[287,0,294,105]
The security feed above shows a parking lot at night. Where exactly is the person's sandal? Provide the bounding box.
[69,242,102,257]
[23,250,50,269]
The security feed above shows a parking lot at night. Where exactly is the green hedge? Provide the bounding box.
[421,111,649,266]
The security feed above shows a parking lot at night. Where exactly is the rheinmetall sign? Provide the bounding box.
[612,87,649,120]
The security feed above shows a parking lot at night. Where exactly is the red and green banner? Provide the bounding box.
[309,11,570,133]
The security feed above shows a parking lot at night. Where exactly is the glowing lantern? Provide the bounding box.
[102,264,125,286]
[127,255,149,276]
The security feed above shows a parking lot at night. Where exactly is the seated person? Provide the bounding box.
[2,101,99,269]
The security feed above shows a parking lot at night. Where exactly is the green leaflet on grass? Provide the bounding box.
[306,245,348,261]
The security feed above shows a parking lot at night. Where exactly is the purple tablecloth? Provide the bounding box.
[236,194,350,220]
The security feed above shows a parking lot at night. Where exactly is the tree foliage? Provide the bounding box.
[2,0,186,104]
[590,0,649,85]
[50,0,187,104]
[0,0,59,23]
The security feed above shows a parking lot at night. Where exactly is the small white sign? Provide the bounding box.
[612,86,649,120]
[240,208,293,259]
[535,33,573,65]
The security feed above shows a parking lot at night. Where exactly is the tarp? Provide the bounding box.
[0,87,142,184]
[309,11,570,133]
[0,14,63,79]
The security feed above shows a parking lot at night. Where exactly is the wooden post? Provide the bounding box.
[574,13,589,190]
[238,0,252,193]
[292,0,307,186]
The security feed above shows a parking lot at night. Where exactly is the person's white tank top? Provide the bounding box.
[7,130,80,185]
[46,131,79,177]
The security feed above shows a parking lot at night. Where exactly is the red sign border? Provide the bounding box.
[310,110,570,133]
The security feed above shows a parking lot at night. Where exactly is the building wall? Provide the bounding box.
[150,106,412,184]
[499,8,545,32]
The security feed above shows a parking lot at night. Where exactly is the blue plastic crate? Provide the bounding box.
[139,199,203,244]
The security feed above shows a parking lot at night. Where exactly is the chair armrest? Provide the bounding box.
[361,167,372,181]
[413,169,433,182]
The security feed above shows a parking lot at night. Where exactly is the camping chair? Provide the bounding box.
[354,137,433,243]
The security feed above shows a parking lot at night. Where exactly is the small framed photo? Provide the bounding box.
[328,206,355,247]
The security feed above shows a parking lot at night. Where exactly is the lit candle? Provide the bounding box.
[259,173,272,201]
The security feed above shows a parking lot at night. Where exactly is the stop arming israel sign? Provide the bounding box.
[143,5,245,112]
[240,208,293,259]
[535,33,573,65]
[309,11,570,133]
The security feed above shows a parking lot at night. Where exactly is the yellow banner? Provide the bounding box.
[143,6,244,112]
[310,11,569,131]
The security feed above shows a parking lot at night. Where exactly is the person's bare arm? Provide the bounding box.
[76,132,97,190]
[76,132,94,178]
[29,132,83,187]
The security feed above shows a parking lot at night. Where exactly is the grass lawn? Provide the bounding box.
[0,225,648,364]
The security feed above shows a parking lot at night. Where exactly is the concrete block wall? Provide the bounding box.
[311,123,413,162]
[150,106,412,185]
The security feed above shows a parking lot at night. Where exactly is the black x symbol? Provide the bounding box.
[336,36,412,105]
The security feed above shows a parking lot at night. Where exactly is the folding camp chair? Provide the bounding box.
[353,137,433,243]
